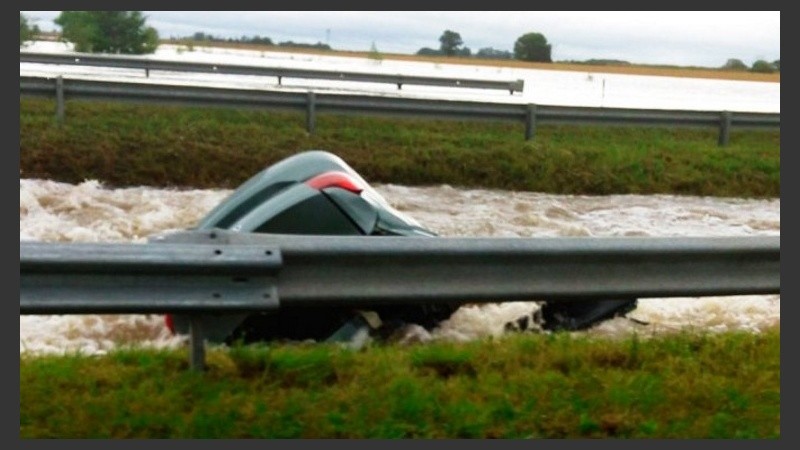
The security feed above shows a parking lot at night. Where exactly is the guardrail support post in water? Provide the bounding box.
[525,104,537,141]
[719,111,732,146]
[510,79,525,95]
[189,316,206,371]
[55,76,64,124]
[306,92,317,134]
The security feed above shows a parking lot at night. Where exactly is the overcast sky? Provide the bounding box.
[21,11,780,68]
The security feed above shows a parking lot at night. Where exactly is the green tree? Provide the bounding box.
[416,47,441,56]
[513,32,552,62]
[55,11,159,54]
[750,59,776,73]
[368,41,383,61]
[439,30,463,56]
[772,60,780,71]
[20,13,40,46]
[721,58,748,71]
[476,47,513,60]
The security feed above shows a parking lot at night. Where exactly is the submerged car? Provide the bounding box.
[166,150,638,343]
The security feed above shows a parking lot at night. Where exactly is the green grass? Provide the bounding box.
[20,328,780,438]
[20,98,780,197]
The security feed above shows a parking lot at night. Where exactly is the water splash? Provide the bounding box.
[20,179,780,354]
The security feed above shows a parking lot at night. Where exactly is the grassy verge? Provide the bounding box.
[20,98,779,197]
[20,328,780,438]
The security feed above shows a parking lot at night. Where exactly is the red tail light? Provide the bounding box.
[164,314,175,334]
[306,171,364,193]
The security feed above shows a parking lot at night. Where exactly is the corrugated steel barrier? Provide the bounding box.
[20,230,780,369]
[20,51,525,93]
[20,75,778,145]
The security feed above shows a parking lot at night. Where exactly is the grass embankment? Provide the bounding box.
[20,98,779,198]
[20,328,780,438]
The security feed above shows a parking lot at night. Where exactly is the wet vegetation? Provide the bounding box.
[20,98,779,198]
[20,328,780,438]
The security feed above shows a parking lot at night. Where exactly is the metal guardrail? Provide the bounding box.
[19,75,780,145]
[20,51,525,94]
[21,230,780,369]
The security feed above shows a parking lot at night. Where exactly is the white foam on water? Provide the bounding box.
[19,179,780,354]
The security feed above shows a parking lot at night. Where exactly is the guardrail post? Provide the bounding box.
[189,316,206,371]
[510,79,524,95]
[145,67,150,78]
[718,111,732,146]
[525,104,537,141]
[55,76,65,124]
[306,92,317,134]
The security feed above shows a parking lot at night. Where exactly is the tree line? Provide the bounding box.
[177,32,332,51]
[722,58,780,74]
[417,29,553,63]
[19,12,779,73]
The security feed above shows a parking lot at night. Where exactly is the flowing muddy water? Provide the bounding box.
[20,179,780,354]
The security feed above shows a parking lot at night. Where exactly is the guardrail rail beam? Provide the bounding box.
[20,231,780,369]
